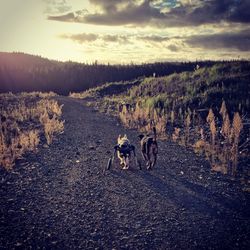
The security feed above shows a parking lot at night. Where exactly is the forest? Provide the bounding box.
[0,52,223,95]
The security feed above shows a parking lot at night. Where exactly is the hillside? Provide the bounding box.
[75,61,250,116]
[0,52,220,95]
[71,61,250,180]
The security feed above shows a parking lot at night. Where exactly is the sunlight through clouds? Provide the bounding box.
[0,0,249,63]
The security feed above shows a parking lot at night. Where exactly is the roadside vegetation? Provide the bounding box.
[70,61,250,182]
[0,92,64,169]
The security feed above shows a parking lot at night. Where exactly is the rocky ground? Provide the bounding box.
[0,96,249,249]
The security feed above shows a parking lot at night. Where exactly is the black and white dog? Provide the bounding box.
[115,134,136,169]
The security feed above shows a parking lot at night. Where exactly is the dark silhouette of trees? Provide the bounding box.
[0,52,241,95]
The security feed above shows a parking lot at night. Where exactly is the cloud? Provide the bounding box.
[48,12,75,22]
[60,33,99,43]
[138,35,169,43]
[47,0,165,26]
[185,29,250,51]
[59,33,130,44]
[83,0,164,26]
[59,28,250,56]
[89,0,130,13]
[44,0,72,14]
[167,44,179,52]
[102,35,129,43]
[60,32,172,45]
[47,0,250,27]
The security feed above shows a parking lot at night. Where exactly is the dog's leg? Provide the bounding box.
[140,142,147,161]
[142,152,150,169]
[124,156,129,169]
[141,152,148,161]
[146,142,152,169]
[122,158,126,169]
[151,154,157,168]
[152,144,158,168]
[117,151,124,168]
[146,140,153,169]
[147,161,151,170]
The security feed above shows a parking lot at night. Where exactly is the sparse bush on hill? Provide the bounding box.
[126,62,250,114]
[69,79,143,99]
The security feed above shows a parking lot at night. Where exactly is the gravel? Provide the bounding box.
[0,96,249,250]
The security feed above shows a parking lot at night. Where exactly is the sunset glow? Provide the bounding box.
[1,0,250,63]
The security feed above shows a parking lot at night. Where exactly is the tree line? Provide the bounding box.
[0,52,239,95]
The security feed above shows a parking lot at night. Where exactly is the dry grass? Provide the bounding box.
[119,101,167,136]
[185,113,191,144]
[117,100,248,176]
[172,128,181,142]
[39,111,64,145]
[194,105,245,176]
[0,92,64,169]
[69,92,89,99]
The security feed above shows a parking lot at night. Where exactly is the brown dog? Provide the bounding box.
[138,127,158,169]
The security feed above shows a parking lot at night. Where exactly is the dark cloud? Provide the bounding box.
[138,35,169,43]
[224,0,250,23]
[47,0,165,26]
[185,29,250,51]
[59,33,130,44]
[102,35,129,43]
[186,0,250,25]
[83,0,164,26]
[167,44,179,52]
[47,0,250,27]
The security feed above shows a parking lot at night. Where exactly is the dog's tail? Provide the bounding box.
[153,127,157,141]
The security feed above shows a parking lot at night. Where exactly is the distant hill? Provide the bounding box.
[0,52,219,95]
[0,52,58,68]
[78,61,250,116]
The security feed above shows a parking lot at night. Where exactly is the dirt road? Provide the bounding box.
[0,96,249,249]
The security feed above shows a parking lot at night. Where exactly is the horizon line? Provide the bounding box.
[1,51,250,66]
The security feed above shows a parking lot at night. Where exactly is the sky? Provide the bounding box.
[0,0,250,64]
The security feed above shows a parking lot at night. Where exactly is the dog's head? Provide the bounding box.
[117,134,130,147]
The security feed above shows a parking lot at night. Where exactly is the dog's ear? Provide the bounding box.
[138,134,144,140]
[117,134,121,142]
[124,134,127,139]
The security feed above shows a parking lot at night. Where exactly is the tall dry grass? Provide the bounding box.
[119,101,166,136]
[193,103,245,175]
[118,100,248,176]
[0,92,64,169]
